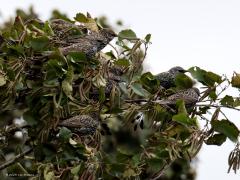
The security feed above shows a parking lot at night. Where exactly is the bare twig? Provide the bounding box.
[196,104,240,112]
[125,99,148,103]
[0,148,33,170]
[150,161,172,180]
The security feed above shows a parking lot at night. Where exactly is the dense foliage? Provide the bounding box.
[0,8,240,180]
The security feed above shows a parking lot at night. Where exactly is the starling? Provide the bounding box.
[50,19,83,32]
[155,66,187,89]
[108,66,124,82]
[156,87,200,106]
[58,114,99,136]
[59,28,117,57]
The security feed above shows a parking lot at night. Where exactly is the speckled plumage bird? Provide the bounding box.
[155,66,187,89]
[59,28,116,57]
[156,87,200,106]
[58,114,99,136]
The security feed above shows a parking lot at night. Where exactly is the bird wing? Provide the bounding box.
[59,115,93,128]
[156,89,199,105]
[156,72,174,89]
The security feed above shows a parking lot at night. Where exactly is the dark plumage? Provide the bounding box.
[156,87,200,106]
[155,66,187,89]
[58,114,99,136]
[59,28,116,57]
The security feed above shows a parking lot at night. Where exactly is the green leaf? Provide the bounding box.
[74,13,98,31]
[65,65,74,82]
[23,111,38,126]
[8,44,25,55]
[99,86,106,103]
[188,66,222,86]
[175,73,193,89]
[43,79,60,87]
[43,21,54,36]
[176,100,188,114]
[172,113,196,126]
[123,168,137,178]
[0,74,6,86]
[118,29,137,40]
[140,72,159,93]
[145,34,151,43]
[106,163,125,177]
[211,119,239,142]
[231,73,240,88]
[209,91,217,101]
[67,52,87,63]
[188,66,206,83]
[74,13,88,23]
[147,158,165,173]
[13,16,25,33]
[205,133,227,146]
[44,166,55,180]
[30,36,49,51]
[130,82,149,97]
[105,51,116,59]
[59,127,72,141]
[114,58,130,67]
[51,10,73,22]
[92,73,106,88]
[220,95,234,106]
[131,154,141,167]
[62,80,73,97]
[45,59,66,80]
[71,164,81,175]
[204,71,222,86]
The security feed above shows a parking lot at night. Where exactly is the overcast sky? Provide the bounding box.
[1,1,240,179]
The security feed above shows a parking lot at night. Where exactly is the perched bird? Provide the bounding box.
[50,19,84,32]
[132,88,200,130]
[155,66,187,89]
[108,66,124,82]
[58,114,99,136]
[59,28,117,57]
[156,87,200,106]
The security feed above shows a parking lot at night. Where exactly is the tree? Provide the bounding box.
[0,8,240,180]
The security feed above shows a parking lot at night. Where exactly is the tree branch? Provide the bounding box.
[0,148,33,171]
[196,104,240,112]
[150,161,172,180]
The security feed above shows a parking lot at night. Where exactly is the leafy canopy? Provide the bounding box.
[0,8,240,179]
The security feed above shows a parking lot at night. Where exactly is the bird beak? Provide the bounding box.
[181,69,188,73]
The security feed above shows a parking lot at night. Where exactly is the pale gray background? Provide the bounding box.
[1,0,240,179]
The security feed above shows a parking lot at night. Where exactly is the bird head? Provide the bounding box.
[169,66,187,74]
[192,87,200,96]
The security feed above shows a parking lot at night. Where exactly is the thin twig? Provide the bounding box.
[125,99,148,103]
[150,161,172,180]
[196,104,240,112]
[0,148,33,170]
[220,109,230,120]
[109,43,120,58]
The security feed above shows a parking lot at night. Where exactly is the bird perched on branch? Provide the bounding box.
[155,66,187,89]
[58,114,99,136]
[133,88,200,130]
[156,87,200,106]
[59,28,117,57]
